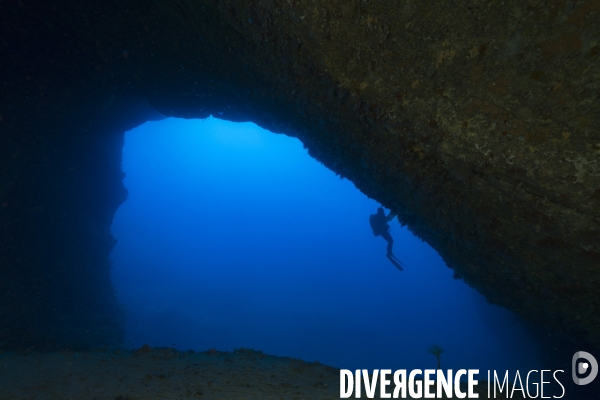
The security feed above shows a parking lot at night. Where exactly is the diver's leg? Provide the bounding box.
[381,231,394,257]
[382,231,404,268]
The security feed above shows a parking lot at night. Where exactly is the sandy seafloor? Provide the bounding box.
[0,347,506,399]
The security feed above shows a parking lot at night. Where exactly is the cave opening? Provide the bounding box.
[110,116,540,372]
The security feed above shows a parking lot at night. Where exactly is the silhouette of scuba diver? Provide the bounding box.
[369,207,404,271]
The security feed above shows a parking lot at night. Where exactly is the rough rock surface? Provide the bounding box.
[0,0,598,349]
[0,348,345,400]
[0,347,500,399]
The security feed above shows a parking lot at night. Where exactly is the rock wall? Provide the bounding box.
[0,0,598,349]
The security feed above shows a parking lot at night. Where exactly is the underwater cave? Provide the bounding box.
[1,0,599,398]
[110,117,539,373]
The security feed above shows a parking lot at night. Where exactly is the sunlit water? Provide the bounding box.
[110,117,539,373]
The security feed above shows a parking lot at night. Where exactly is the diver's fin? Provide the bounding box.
[388,252,404,265]
[387,255,404,271]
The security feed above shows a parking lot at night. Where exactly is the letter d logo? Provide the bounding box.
[572,351,598,385]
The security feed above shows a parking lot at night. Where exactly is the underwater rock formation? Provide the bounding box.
[0,0,598,350]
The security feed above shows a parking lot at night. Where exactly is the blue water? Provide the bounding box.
[110,117,540,373]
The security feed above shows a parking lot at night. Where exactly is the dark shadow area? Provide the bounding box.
[1,0,599,397]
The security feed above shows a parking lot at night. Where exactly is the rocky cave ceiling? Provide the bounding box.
[0,0,599,350]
